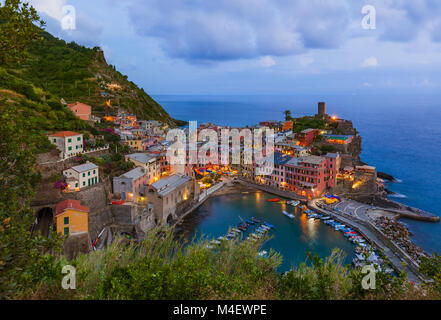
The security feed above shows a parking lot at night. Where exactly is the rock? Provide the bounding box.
[377,172,396,182]
[63,231,92,260]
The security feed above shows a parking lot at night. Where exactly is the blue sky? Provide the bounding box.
[27,0,441,95]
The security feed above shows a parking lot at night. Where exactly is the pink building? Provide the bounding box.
[68,102,92,121]
[284,153,340,199]
[296,128,318,147]
[113,167,148,201]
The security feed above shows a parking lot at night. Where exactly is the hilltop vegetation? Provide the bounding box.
[4,29,176,125]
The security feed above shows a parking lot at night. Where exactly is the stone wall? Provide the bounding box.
[88,203,156,241]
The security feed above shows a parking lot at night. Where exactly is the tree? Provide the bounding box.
[0,105,61,298]
[284,110,292,121]
[0,0,45,65]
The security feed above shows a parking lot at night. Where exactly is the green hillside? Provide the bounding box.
[4,29,176,125]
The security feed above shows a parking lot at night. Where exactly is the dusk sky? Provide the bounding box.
[28,0,441,95]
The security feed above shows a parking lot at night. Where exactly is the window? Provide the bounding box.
[83,173,85,177]
[75,183,78,188]
[77,137,81,141]
[53,138,56,143]
[64,217,69,225]
[68,138,72,143]
[68,146,72,151]
[93,170,96,174]
[83,181,85,186]
[64,227,69,235]
[88,171,90,176]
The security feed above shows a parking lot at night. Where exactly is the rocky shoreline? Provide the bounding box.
[373,216,429,264]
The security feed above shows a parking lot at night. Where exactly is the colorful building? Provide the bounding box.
[296,128,318,147]
[55,199,89,236]
[125,153,160,184]
[284,153,340,198]
[48,131,83,159]
[63,162,99,191]
[322,134,354,145]
[259,120,278,128]
[125,138,145,151]
[113,167,148,202]
[67,102,92,121]
[282,121,293,131]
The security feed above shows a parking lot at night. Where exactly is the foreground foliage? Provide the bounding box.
[6,227,438,300]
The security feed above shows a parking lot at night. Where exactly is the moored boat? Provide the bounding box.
[282,210,295,219]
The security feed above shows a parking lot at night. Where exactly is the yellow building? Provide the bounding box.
[125,139,144,151]
[55,199,89,236]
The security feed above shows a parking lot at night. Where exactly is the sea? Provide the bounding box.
[154,94,441,256]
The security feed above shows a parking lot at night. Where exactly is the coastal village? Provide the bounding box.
[32,99,439,283]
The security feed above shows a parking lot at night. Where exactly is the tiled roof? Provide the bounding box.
[55,199,89,216]
[48,131,81,138]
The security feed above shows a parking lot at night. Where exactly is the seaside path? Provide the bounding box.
[309,199,422,284]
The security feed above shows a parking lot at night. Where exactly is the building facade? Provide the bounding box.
[125,153,160,184]
[48,131,84,159]
[145,174,197,223]
[55,199,89,236]
[296,128,318,147]
[284,153,340,199]
[113,167,148,202]
[67,102,92,121]
[63,162,99,191]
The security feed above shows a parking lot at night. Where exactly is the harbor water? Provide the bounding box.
[176,191,355,273]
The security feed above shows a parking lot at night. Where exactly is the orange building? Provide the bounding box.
[68,102,92,121]
[55,199,89,236]
[282,120,293,131]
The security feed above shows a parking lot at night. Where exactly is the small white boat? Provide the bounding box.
[282,210,295,219]
[287,200,300,207]
[210,240,221,245]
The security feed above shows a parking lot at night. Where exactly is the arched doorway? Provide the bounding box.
[166,213,173,225]
[35,207,55,237]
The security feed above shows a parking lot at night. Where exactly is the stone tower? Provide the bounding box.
[318,102,326,118]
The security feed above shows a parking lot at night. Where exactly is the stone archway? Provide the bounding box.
[35,207,55,237]
[166,213,173,225]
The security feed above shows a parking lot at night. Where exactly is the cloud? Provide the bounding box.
[40,10,103,47]
[299,56,314,67]
[361,57,379,68]
[120,0,351,63]
[259,56,276,68]
[27,0,67,21]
